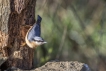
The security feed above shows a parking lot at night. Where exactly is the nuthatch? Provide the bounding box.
[25,15,47,48]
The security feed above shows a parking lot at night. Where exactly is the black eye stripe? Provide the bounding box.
[36,40,43,42]
[37,40,41,42]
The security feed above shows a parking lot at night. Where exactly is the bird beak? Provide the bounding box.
[43,41,47,44]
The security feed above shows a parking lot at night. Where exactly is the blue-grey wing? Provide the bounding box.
[32,15,42,36]
[33,24,41,36]
[27,24,41,41]
[27,15,42,41]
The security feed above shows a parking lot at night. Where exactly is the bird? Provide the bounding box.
[25,15,47,48]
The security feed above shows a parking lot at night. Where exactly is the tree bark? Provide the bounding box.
[0,0,36,70]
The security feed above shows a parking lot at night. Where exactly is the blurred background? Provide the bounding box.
[35,0,106,71]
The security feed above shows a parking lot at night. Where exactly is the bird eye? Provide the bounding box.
[33,39,41,42]
[38,40,44,42]
[37,40,43,42]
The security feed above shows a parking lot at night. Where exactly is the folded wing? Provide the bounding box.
[27,15,42,41]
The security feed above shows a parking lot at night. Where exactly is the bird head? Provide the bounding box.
[25,36,47,48]
[33,36,47,46]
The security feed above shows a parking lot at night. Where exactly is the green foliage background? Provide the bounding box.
[35,0,106,71]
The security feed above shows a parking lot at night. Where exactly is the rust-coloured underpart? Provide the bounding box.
[0,0,36,70]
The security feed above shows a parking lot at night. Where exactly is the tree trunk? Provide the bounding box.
[0,0,36,70]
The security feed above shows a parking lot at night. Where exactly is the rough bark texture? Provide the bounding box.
[0,0,36,70]
[0,0,10,55]
[6,61,91,71]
